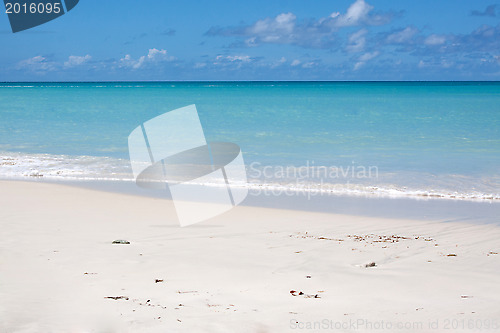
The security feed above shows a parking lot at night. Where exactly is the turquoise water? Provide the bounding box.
[0,82,499,200]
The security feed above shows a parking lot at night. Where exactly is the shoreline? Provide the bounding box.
[1,180,499,332]
[4,178,500,226]
[2,151,500,203]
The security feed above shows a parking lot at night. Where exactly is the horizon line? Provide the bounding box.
[1,80,500,83]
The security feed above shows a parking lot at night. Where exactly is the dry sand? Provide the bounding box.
[0,180,499,332]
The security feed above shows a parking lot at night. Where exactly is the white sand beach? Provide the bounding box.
[1,181,499,332]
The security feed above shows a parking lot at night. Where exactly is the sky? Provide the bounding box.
[1,0,499,81]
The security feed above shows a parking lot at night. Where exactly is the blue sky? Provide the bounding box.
[1,0,499,81]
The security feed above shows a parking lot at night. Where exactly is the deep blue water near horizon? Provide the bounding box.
[0,81,499,200]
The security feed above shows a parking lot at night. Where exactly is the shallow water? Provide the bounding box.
[1,81,499,201]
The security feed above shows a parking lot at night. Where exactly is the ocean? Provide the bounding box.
[0,81,499,201]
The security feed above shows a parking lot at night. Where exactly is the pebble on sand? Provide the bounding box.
[112,240,130,244]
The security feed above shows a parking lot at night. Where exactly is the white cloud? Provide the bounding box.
[353,51,379,70]
[247,12,297,44]
[64,55,91,68]
[417,58,454,69]
[120,48,174,69]
[226,55,251,62]
[334,0,373,27]
[245,37,258,47]
[424,34,446,46]
[17,56,56,72]
[270,57,287,68]
[353,62,364,71]
[215,55,252,64]
[119,54,133,67]
[206,0,392,49]
[213,55,253,68]
[194,62,207,69]
[291,59,301,66]
[251,13,296,36]
[386,26,418,43]
[359,51,379,62]
[346,29,367,52]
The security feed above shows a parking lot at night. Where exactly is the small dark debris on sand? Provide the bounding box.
[348,234,412,243]
[155,279,164,283]
[177,290,198,294]
[29,172,43,177]
[365,262,377,268]
[461,295,473,299]
[290,290,321,298]
[105,296,129,301]
[447,253,457,257]
[112,240,130,244]
[290,233,343,242]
